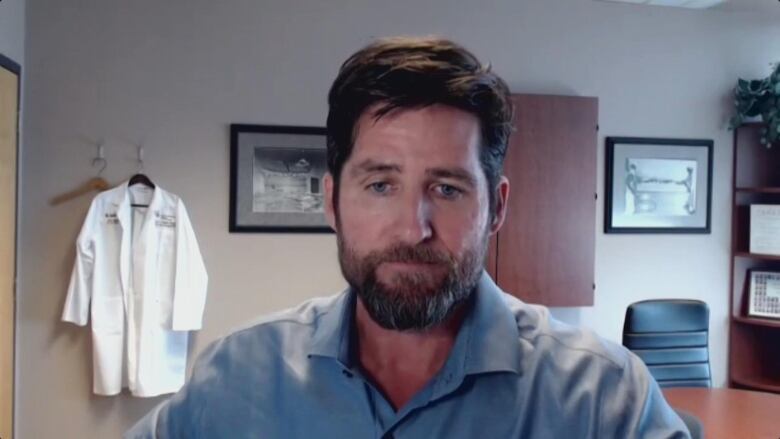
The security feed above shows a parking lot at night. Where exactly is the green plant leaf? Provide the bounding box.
[730,64,780,130]
[746,100,763,116]
[771,63,780,82]
[728,115,743,130]
[749,79,768,93]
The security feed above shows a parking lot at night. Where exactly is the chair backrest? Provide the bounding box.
[622,299,711,388]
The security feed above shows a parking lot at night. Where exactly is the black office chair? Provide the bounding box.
[622,299,711,388]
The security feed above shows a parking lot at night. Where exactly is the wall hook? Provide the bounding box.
[92,142,107,176]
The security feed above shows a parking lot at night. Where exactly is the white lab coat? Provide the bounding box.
[62,181,208,397]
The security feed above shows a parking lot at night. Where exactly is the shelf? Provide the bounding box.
[735,187,780,194]
[734,252,780,261]
[730,125,780,398]
[733,316,780,329]
[731,375,780,393]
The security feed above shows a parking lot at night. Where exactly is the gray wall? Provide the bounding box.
[19,0,780,437]
[0,0,25,65]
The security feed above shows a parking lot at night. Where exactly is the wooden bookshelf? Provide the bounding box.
[729,123,780,394]
[733,315,780,329]
[735,187,780,194]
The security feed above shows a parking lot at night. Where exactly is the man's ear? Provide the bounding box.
[323,172,337,231]
[489,176,510,235]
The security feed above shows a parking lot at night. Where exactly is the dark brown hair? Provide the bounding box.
[326,36,514,215]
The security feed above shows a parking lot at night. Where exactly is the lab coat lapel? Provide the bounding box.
[142,185,162,236]
[116,181,132,301]
[134,184,162,294]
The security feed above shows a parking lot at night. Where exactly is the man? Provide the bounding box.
[127,36,690,438]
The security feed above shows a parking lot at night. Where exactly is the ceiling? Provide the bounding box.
[597,0,726,9]
[711,0,780,15]
[596,0,780,15]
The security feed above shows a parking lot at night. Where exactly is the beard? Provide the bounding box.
[336,230,488,331]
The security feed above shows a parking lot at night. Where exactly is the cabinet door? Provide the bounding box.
[0,54,19,439]
[492,94,597,306]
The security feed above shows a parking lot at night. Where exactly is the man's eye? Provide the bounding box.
[436,184,463,198]
[368,182,390,194]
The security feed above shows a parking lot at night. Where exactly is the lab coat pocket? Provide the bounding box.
[91,296,124,335]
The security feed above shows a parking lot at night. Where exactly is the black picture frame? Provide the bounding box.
[605,136,713,234]
[229,124,333,233]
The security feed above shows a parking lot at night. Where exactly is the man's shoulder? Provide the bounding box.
[218,292,345,348]
[195,292,346,367]
[499,292,633,372]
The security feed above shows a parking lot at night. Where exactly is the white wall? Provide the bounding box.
[19,0,780,436]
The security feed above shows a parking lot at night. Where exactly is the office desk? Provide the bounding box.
[662,387,780,439]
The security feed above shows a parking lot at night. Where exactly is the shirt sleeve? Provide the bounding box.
[124,336,225,439]
[598,352,692,438]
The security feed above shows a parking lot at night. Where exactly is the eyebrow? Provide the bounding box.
[349,160,478,187]
[426,167,478,188]
[350,159,402,178]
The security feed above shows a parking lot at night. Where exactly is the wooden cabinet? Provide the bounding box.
[0,54,20,439]
[729,123,780,393]
[487,94,598,307]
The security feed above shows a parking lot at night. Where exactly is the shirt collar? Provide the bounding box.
[306,288,356,368]
[306,271,524,377]
[460,272,524,376]
[427,272,524,402]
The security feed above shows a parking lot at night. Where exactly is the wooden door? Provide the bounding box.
[0,54,20,439]
[491,94,598,306]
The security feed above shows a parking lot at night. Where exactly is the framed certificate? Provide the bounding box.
[747,270,780,319]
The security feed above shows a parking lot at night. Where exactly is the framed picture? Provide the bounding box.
[229,124,332,233]
[605,137,713,234]
[747,270,780,319]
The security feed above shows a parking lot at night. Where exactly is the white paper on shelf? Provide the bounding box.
[750,204,780,256]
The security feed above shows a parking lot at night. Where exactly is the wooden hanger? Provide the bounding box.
[50,146,112,205]
[50,177,111,205]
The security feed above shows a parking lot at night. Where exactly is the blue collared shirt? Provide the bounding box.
[126,273,689,438]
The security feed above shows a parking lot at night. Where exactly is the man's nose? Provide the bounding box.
[393,192,433,245]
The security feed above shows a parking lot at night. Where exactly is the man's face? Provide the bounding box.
[324,104,508,331]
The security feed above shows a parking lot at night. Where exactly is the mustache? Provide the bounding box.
[367,244,454,265]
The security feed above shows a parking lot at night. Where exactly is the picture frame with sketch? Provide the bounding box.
[605,137,713,234]
[229,124,332,233]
